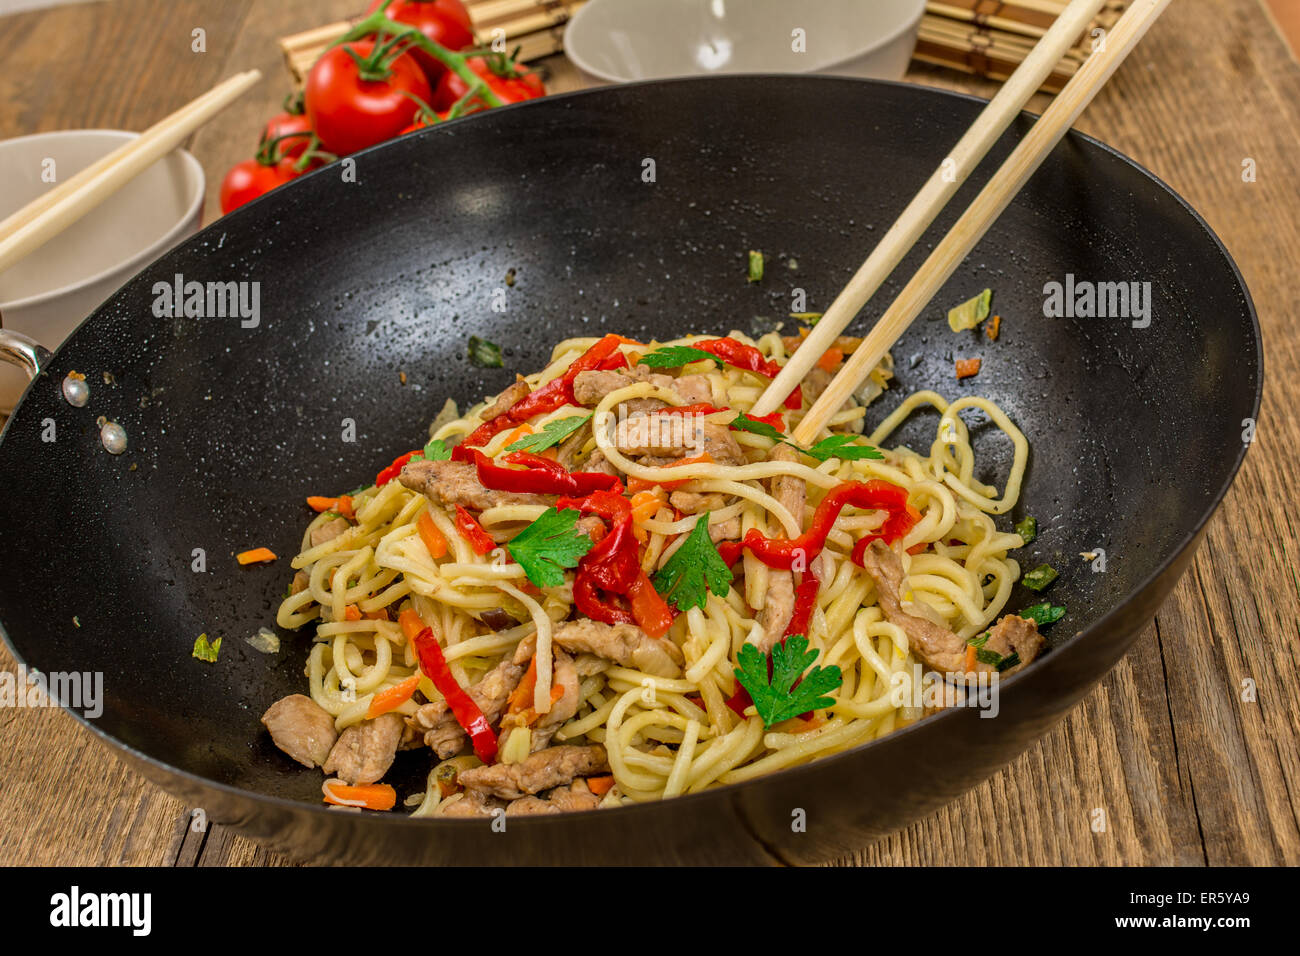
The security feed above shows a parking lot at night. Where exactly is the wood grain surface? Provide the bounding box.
[0,0,1297,867]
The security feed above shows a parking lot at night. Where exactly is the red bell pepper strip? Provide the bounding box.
[464,334,630,447]
[556,489,632,524]
[785,575,820,638]
[376,449,423,486]
[627,570,674,638]
[742,479,915,570]
[574,573,635,625]
[411,626,498,764]
[716,540,745,566]
[571,512,643,626]
[452,445,622,496]
[850,501,922,566]
[454,505,496,555]
[694,338,802,410]
[746,410,786,433]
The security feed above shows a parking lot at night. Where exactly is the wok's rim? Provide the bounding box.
[0,74,1265,834]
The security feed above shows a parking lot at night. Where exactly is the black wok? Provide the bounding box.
[0,77,1261,865]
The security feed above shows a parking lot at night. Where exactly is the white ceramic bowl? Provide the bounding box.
[0,130,204,412]
[565,0,927,85]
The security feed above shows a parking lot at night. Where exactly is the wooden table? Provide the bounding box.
[1,0,1297,867]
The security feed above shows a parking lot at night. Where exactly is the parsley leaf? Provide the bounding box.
[468,336,504,368]
[422,438,452,461]
[1022,564,1058,592]
[734,635,842,728]
[1015,515,1037,544]
[804,434,884,462]
[505,414,592,454]
[637,345,724,370]
[506,507,593,589]
[652,513,733,611]
[192,633,222,663]
[728,412,787,443]
[1020,602,1066,626]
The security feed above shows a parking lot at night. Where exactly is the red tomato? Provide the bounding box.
[367,0,475,85]
[432,56,545,113]
[261,111,313,160]
[304,40,432,156]
[219,159,296,214]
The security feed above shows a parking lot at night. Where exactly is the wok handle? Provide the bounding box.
[0,328,51,380]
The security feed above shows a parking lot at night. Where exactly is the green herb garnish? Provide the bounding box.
[468,336,504,368]
[505,414,592,454]
[1015,515,1038,544]
[974,646,1021,672]
[948,288,992,332]
[637,345,724,370]
[734,634,842,728]
[409,438,451,464]
[192,633,222,663]
[967,632,989,648]
[728,412,787,443]
[804,434,885,462]
[747,250,765,283]
[506,507,593,589]
[652,513,733,612]
[1021,602,1066,626]
[1022,564,1058,592]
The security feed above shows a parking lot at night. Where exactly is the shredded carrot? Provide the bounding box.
[629,490,665,542]
[416,510,448,559]
[964,643,978,673]
[336,494,355,520]
[362,608,390,621]
[504,657,565,726]
[587,775,616,796]
[323,781,396,811]
[986,314,1002,341]
[344,605,362,621]
[367,674,422,718]
[816,347,844,372]
[398,608,426,642]
[955,357,982,380]
[501,422,533,448]
[307,496,338,512]
[236,547,276,565]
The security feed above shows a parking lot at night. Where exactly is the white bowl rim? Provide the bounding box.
[0,128,206,314]
[565,0,928,84]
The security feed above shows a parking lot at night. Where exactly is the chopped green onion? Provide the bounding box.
[747,250,765,283]
[967,632,990,648]
[1021,602,1066,626]
[192,633,222,663]
[996,652,1020,672]
[468,336,504,368]
[1022,564,1058,592]
[1015,515,1038,544]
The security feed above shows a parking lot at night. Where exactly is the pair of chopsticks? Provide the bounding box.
[752,0,1171,445]
[0,70,262,277]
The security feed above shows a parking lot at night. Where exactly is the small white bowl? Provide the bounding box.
[565,0,927,85]
[0,130,204,412]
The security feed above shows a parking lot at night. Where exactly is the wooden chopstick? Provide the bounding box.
[788,0,1172,446]
[750,0,1109,419]
[0,70,262,276]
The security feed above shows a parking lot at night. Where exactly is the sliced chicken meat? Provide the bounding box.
[755,444,805,651]
[311,516,351,548]
[399,458,552,511]
[322,712,405,785]
[551,619,684,677]
[261,694,338,768]
[858,540,1042,675]
[456,744,609,799]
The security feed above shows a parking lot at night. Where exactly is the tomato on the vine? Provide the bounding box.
[219,159,297,214]
[432,55,545,113]
[305,39,432,156]
[366,0,475,86]
[261,111,313,160]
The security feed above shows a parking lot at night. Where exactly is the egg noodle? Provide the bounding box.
[274,331,1029,814]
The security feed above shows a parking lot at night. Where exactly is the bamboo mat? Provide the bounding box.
[279,0,1126,92]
